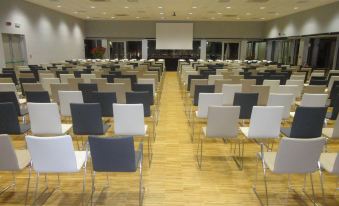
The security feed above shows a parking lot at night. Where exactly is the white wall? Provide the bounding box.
[0,0,85,67]
[85,20,265,39]
[265,1,339,38]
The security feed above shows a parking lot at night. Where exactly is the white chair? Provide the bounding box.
[322,114,339,139]
[271,85,299,100]
[222,84,242,105]
[254,137,326,205]
[191,93,223,141]
[0,83,17,92]
[290,94,328,117]
[319,152,339,194]
[25,135,88,204]
[286,79,304,98]
[59,91,83,117]
[113,104,152,165]
[207,75,223,85]
[263,80,280,90]
[267,93,294,120]
[60,74,75,84]
[41,78,60,95]
[138,78,156,95]
[0,134,31,195]
[196,106,240,168]
[81,73,96,83]
[27,103,72,136]
[39,73,54,80]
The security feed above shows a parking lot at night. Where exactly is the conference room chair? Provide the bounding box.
[254,137,326,205]
[271,85,300,101]
[240,106,284,168]
[185,79,207,115]
[222,84,242,105]
[263,80,280,91]
[281,107,327,138]
[78,83,98,94]
[193,85,215,107]
[88,136,144,205]
[40,78,60,95]
[323,113,339,141]
[0,83,17,93]
[233,92,259,121]
[81,73,96,83]
[298,93,328,107]
[26,91,50,103]
[326,94,339,120]
[19,78,37,95]
[303,85,326,94]
[83,92,117,118]
[329,83,339,101]
[27,103,72,136]
[0,102,30,135]
[25,135,88,205]
[59,91,84,117]
[114,78,132,92]
[267,93,294,121]
[191,93,223,142]
[55,70,69,78]
[0,73,17,85]
[319,151,339,195]
[327,77,339,92]
[0,78,13,83]
[68,77,84,90]
[230,75,243,84]
[39,73,54,80]
[60,74,75,83]
[0,134,31,196]
[19,72,35,79]
[113,103,152,166]
[310,79,328,86]
[98,83,126,104]
[0,91,27,116]
[207,75,223,85]
[250,85,270,106]
[214,79,232,93]
[241,79,256,93]
[22,83,44,94]
[50,83,73,103]
[90,78,107,88]
[196,106,240,169]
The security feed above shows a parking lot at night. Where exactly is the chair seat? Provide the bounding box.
[320,153,338,174]
[322,128,333,138]
[280,127,291,137]
[75,151,88,171]
[15,150,31,170]
[259,152,277,172]
[20,124,30,133]
[61,124,72,134]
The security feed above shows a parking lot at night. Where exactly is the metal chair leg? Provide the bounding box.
[25,163,32,206]
[318,163,326,205]
[33,172,40,204]
[91,171,96,205]
[263,162,269,206]
[310,173,317,206]
[0,172,16,195]
[196,133,203,169]
[139,155,144,206]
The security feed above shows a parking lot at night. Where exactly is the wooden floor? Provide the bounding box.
[1,72,339,205]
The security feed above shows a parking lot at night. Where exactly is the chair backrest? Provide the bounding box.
[330,94,339,120]
[22,83,44,93]
[303,85,326,94]
[250,85,270,106]
[286,79,303,87]
[59,91,84,116]
[263,80,280,90]
[132,84,154,105]
[41,78,60,95]
[71,103,104,135]
[88,136,137,172]
[248,106,283,138]
[78,83,98,93]
[26,91,50,103]
[0,102,21,134]
[68,78,84,90]
[90,78,107,87]
[206,106,240,138]
[193,85,215,106]
[50,83,73,103]
[214,79,232,93]
[331,114,339,138]
[233,92,258,119]
[300,93,328,107]
[270,85,299,99]
[197,93,223,118]
[208,75,223,85]
[86,92,117,117]
[190,79,208,97]
[113,104,145,136]
[290,107,327,138]
[267,93,294,119]
[0,77,13,83]
[60,74,75,83]
[39,73,54,80]
[81,73,96,83]
[137,78,156,94]
[26,135,79,173]
[273,137,325,173]
[241,79,256,92]
[27,103,63,135]
[0,91,20,116]
[328,76,339,92]
[126,92,152,117]
[0,134,21,171]
[222,84,242,105]
[98,83,126,104]
[115,78,132,92]
[0,83,17,92]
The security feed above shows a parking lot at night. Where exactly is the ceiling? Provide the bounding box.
[26,0,339,21]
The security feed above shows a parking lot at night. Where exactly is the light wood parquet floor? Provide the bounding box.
[0,72,339,205]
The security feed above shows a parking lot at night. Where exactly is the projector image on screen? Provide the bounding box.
[156,23,193,50]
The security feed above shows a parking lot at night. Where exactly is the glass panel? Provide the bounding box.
[148,40,200,59]
[223,43,239,60]
[110,41,125,59]
[307,37,336,69]
[206,41,222,60]
[2,34,27,67]
[126,41,142,59]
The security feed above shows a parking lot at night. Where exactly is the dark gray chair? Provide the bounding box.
[233,92,258,119]
[132,84,154,105]
[327,94,339,120]
[78,83,98,93]
[281,106,327,138]
[70,103,110,135]
[126,92,151,117]
[0,102,30,134]
[26,91,50,103]
[88,136,144,206]
[19,78,37,95]
[83,92,117,117]
[0,92,27,116]
[193,85,215,106]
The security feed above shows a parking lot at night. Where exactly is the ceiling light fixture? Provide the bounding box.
[226,6,231,9]
[192,6,197,9]
[246,12,251,15]
[188,12,193,15]
[294,7,299,9]
[57,5,61,8]
[124,6,129,9]
[260,6,266,9]
[160,12,164,15]
[90,6,95,9]
[111,16,115,19]
[136,16,140,19]
[158,6,163,9]
[217,12,222,15]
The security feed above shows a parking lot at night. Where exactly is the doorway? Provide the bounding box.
[2,33,27,68]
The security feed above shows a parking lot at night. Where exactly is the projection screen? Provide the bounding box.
[156,23,193,50]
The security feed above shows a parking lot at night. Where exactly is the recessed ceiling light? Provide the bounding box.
[124,6,129,9]
[86,16,90,19]
[160,12,164,15]
[73,11,78,14]
[111,16,115,19]
[246,12,251,15]
[260,6,266,9]
[57,5,61,8]
[158,6,163,9]
[102,12,107,15]
[192,6,197,9]
[217,12,222,15]
[260,17,265,20]
[188,12,193,15]
[136,16,140,19]
[275,12,280,15]
[226,6,231,9]
[211,17,215,20]
[294,7,299,9]
[236,17,241,20]
[186,17,190,19]
[90,6,95,9]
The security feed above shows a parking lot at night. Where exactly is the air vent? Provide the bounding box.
[115,14,129,16]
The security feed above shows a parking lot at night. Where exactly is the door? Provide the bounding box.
[2,33,27,68]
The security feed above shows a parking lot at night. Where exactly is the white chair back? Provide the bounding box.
[222,84,242,105]
[81,74,96,83]
[59,91,83,116]
[60,74,75,84]
[248,106,284,138]
[273,137,326,173]
[138,78,156,95]
[267,93,294,119]
[41,78,60,95]
[208,75,223,85]
[113,104,145,136]
[270,85,299,99]
[300,93,328,107]
[263,80,280,90]
[26,135,78,173]
[197,93,223,118]
[0,134,21,170]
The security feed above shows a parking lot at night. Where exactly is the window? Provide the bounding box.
[224,43,239,60]
[307,37,336,69]
[206,42,222,60]
[126,41,142,59]
[110,41,125,59]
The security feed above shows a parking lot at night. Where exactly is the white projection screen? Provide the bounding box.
[156,23,193,50]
